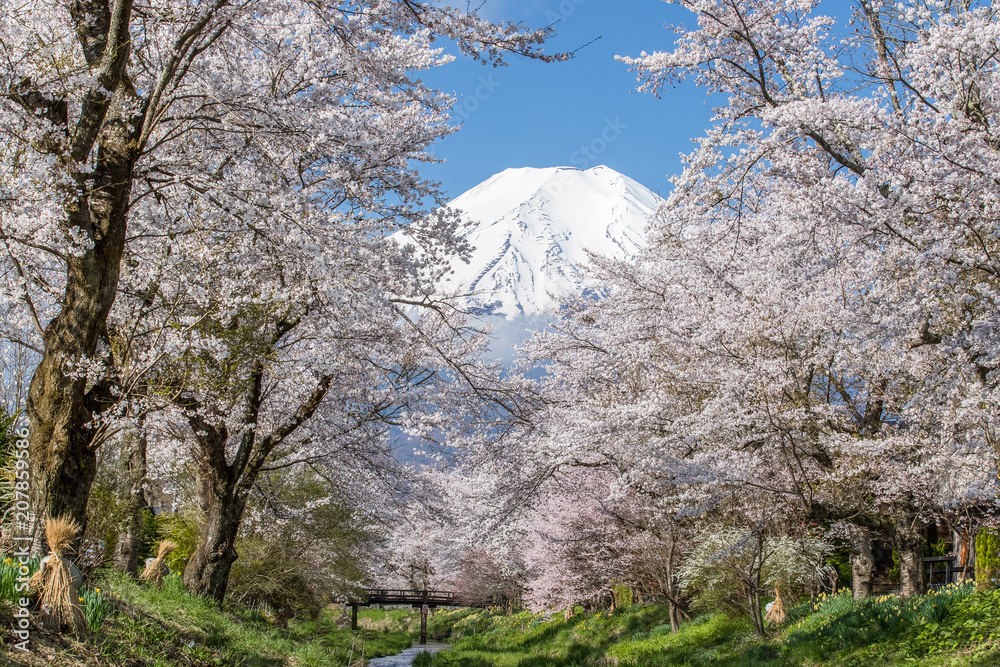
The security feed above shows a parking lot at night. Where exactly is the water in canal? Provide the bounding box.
[367,641,450,666]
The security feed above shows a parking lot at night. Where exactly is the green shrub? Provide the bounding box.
[926,537,949,557]
[0,408,21,520]
[227,536,326,618]
[889,550,900,584]
[827,539,852,589]
[138,508,162,560]
[155,507,202,575]
[613,583,633,610]
[975,528,1000,590]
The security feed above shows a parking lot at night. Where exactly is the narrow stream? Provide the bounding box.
[367,641,450,666]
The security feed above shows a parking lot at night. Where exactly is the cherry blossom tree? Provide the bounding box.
[524,473,625,613]
[619,0,999,468]
[678,526,830,636]
[614,0,1000,595]
[516,192,993,598]
[504,0,1000,606]
[480,0,998,602]
[0,0,562,565]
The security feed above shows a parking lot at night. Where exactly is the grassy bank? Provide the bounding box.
[425,584,1000,666]
[7,568,1000,666]
[0,566,422,667]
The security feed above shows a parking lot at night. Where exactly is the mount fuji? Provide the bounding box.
[408,165,664,320]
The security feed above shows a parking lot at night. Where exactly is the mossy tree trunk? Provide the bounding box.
[183,447,247,601]
[112,428,147,576]
[850,525,874,599]
[21,0,142,555]
[897,528,925,598]
[179,346,333,601]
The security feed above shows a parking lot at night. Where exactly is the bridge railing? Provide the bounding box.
[363,589,460,604]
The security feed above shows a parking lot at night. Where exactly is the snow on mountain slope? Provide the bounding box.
[402,165,663,319]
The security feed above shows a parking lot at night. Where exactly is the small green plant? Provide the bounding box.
[826,538,852,588]
[0,408,21,518]
[0,557,21,602]
[155,508,201,575]
[81,586,114,633]
[888,550,900,584]
[0,555,37,604]
[926,537,949,557]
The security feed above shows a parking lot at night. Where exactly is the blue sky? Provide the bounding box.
[420,0,717,201]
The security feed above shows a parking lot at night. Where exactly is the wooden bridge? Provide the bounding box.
[363,589,461,607]
[349,589,481,644]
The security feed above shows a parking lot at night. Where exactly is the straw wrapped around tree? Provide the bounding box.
[764,586,786,625]
[30,515,88,635]
[140,540,177,587]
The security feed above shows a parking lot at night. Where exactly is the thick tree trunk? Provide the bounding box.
[27,192,134,555]
[112,428,147,575]
[897,529,924,598]
[850,525,874,599]
[24,0,139,556]
[179,360,332,600]
[183,469,246,601]
[26,385,98,556]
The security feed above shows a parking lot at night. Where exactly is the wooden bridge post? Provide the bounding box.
[420,604,428,645]
[351,603,358,631]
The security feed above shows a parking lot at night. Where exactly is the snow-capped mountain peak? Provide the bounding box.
[402,165,663,319]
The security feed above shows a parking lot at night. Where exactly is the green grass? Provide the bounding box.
[427,585,1000,666]
[0,568,418,666]
[6,564,1000,666]
[414,653,435,667]
[0,554,38,602]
